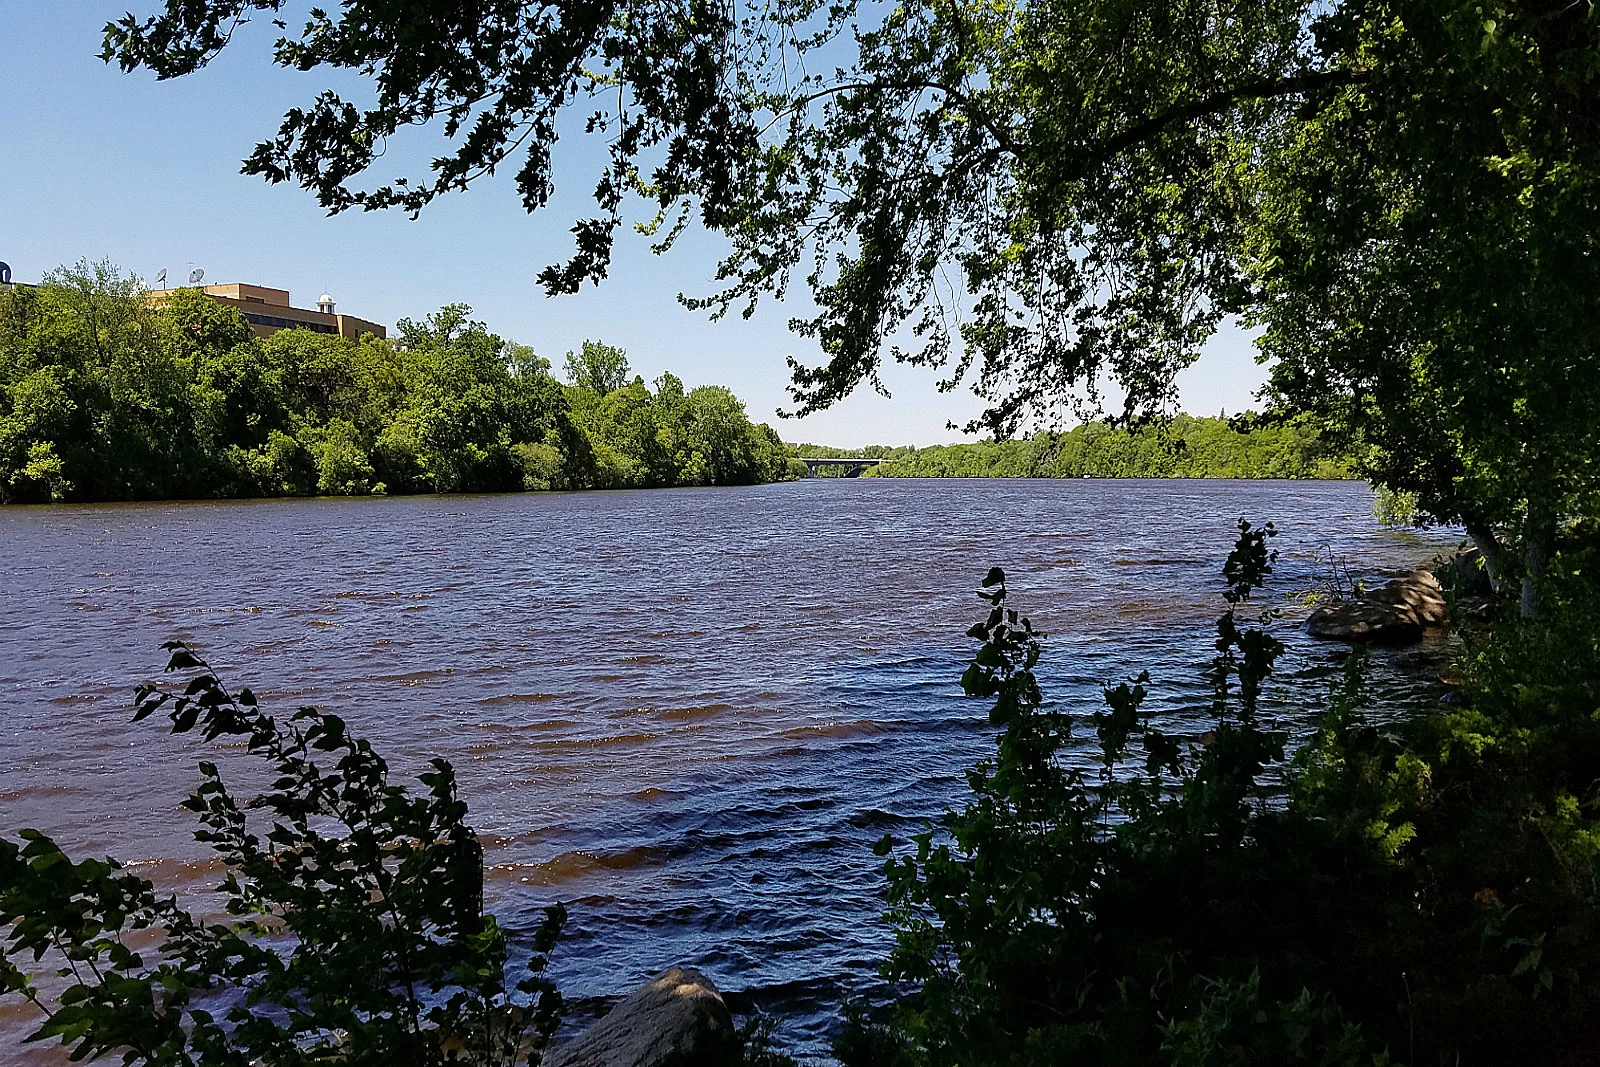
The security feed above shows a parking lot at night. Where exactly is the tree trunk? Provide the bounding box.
[1463,520,1506,596]
[1521,527,1553,621]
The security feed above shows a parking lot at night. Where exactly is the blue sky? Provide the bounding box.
[1,2,1268,446]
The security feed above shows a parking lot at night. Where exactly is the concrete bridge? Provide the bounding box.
[798,456,883,477]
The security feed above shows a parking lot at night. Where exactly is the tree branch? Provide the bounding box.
[1090,68,1372,162]
[778,67,1370,168]
[776,79,1022,155]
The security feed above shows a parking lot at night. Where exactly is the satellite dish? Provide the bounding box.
[0,262,10,285]
[154,268,167,288]
[188,268,205,285]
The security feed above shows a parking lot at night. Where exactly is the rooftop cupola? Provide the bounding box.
[317,292,336,314]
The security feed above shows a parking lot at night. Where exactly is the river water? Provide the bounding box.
[0,479,1460,1061]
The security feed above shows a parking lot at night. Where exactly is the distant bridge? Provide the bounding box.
[799,456,883,477]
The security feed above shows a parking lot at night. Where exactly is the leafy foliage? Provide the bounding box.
[844,521,1600,1066]
[564,371,791,490]
[1244,2,1600,606]
[0,264,792,502]
[562,341,631,396]
[100,1,1600,604]
[97,0,1320,434]
[847,522,1314,1064]
[796,415,1350,479]
[1371,487,1422,529]
[0,644,565,1065]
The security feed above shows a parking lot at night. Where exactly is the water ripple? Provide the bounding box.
[0,479,1459,1061]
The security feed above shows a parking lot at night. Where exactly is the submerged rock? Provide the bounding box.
[1307,568,1448,645]
[545,966,732,1067]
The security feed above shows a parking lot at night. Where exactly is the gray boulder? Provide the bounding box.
[544,967,732,1067]
[1434,547,1495,597]
[1307,568,1448,645]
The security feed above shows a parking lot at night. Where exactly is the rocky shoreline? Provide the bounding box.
[1306,548,1487,646]
[1306,567,1449,644]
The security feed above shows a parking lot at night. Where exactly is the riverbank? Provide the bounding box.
[795,413,1352,480]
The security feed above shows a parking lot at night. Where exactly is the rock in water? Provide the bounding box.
[1434,547,1495,597]
[1307,569,1448,645]
[544,967,733,1067]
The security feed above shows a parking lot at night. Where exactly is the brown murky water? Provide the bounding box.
[0,479,1458,1059]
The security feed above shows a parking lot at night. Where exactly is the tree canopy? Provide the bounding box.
[102,0,1313,428]
[101,1,1600,582]
[797,415,1352,480]
[562,340,631,395]
[0,264,792,503]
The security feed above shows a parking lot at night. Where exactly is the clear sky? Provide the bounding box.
[1,2,1269,447]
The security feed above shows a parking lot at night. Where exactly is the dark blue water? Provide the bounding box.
[0,479,1460,1060]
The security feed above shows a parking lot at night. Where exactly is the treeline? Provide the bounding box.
[794,414,1352,479]
[0,263,793,504]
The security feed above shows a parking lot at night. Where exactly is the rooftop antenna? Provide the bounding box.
[154,268,167,289]
[188,267,205,285]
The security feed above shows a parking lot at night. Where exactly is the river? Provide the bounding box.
[0,479,1460,1061]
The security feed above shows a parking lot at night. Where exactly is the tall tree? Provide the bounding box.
[0,261,205,502]
[1247,3,1600,614]
[561,340,631,395]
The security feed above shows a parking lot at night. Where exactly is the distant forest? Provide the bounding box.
[1,264,1352,506]
[795,414,1353,479]
[0,263,795,504]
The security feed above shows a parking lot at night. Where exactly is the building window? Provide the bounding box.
[242,312,335,334]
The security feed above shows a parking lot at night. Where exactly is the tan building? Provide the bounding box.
[147,282,387,340]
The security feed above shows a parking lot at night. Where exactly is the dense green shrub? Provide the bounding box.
[0,645,565,1065]
[843,524,1600,1066]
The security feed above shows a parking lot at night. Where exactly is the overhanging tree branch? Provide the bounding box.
[1088,68,1373,163]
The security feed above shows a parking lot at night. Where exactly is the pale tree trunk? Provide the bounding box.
[1463,520,1507,596]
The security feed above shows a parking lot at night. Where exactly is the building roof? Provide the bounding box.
[146,282,387,341]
